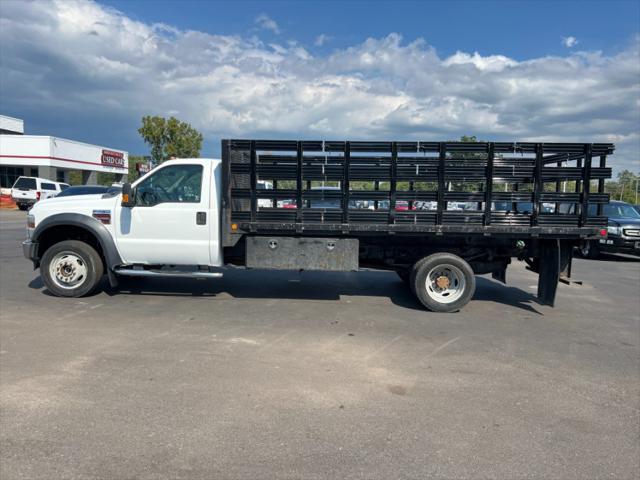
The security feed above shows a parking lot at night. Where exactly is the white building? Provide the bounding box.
[0,115,128,189]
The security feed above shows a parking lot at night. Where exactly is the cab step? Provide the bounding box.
[114,268,223,279]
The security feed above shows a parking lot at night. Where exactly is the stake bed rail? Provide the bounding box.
[221,139,613,243]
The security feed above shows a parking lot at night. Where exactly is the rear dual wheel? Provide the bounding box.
[410,253,476,312]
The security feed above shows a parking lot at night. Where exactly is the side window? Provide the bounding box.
[136,164,203,207]
[41,182,57,190]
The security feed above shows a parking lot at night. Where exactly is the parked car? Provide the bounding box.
[565,201,640,258]
[11,177,69,210]
[256,180,274,208]
[395,200,417,211]
[55,185,121,197]
[492,202,555,214]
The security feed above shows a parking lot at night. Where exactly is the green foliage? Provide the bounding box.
[97,172,115,186]
[68,171,82,186]
[138,116,203,164]
[448,135,484,191]
[127,155,147,180]
[604,170,640,204]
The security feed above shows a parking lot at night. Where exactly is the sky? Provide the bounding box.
[1,0,639,172]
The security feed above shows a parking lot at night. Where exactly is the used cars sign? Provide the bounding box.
[101,149,125,168]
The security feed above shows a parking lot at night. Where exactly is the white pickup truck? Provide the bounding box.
[23,139,613,312]
[12,176,70,210]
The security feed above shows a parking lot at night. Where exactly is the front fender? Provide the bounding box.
[31,213,124,270]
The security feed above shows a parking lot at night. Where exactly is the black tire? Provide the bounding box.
[17,204,28,211]
[579,240,600,259]
[410,253,476,312]
[40,240,104,297]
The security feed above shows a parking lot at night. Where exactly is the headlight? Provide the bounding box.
[607,225,620,235]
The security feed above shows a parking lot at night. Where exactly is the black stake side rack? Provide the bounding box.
[221,139,613,242]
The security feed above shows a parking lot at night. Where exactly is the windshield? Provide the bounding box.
[604,203,640,218]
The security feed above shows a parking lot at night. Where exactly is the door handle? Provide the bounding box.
[196,212,207,225]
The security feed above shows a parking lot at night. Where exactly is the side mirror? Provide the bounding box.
[121,183,135,208]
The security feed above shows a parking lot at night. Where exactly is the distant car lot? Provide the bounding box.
[0,208,638,479]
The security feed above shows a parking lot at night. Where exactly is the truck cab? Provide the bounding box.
[24,158,224,297]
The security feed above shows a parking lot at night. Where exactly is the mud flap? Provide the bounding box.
[537,239,560,306]
[107,269,119,288]
[558,240,573,284]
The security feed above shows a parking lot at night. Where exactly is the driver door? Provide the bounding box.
[115,162,211,265]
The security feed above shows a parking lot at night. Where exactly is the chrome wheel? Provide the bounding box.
[425,264,466,304]
[48,251,88,289]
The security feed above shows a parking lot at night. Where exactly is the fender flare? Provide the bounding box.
[32,213,124,271]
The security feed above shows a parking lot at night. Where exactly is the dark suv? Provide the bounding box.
[577,201,640,258]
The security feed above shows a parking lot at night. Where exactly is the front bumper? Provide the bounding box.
[22,239,39,265]
[598,237,640,255]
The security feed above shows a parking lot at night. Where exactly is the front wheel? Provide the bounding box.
[410,253,476,312]
[40,240,104,297]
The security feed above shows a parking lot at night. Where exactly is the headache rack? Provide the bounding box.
[221,139,613,242]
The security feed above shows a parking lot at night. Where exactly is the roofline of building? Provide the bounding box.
[0,114,23,123]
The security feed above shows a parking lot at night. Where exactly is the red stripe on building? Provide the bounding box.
[0,154,127,170]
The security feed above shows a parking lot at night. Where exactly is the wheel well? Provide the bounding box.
[37,225,105,265]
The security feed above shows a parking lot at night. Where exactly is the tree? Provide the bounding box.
[138,116,203,164]
[605,169,640,204]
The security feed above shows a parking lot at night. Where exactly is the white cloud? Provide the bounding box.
[443,51,518,72]
[1,0,638,172]
[562,36,579,48]
[315,34,331,47]
[255,13,280,34]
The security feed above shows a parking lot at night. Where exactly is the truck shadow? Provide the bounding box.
[95,269,542,314]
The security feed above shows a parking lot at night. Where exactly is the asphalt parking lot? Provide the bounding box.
[1,209,639,480]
